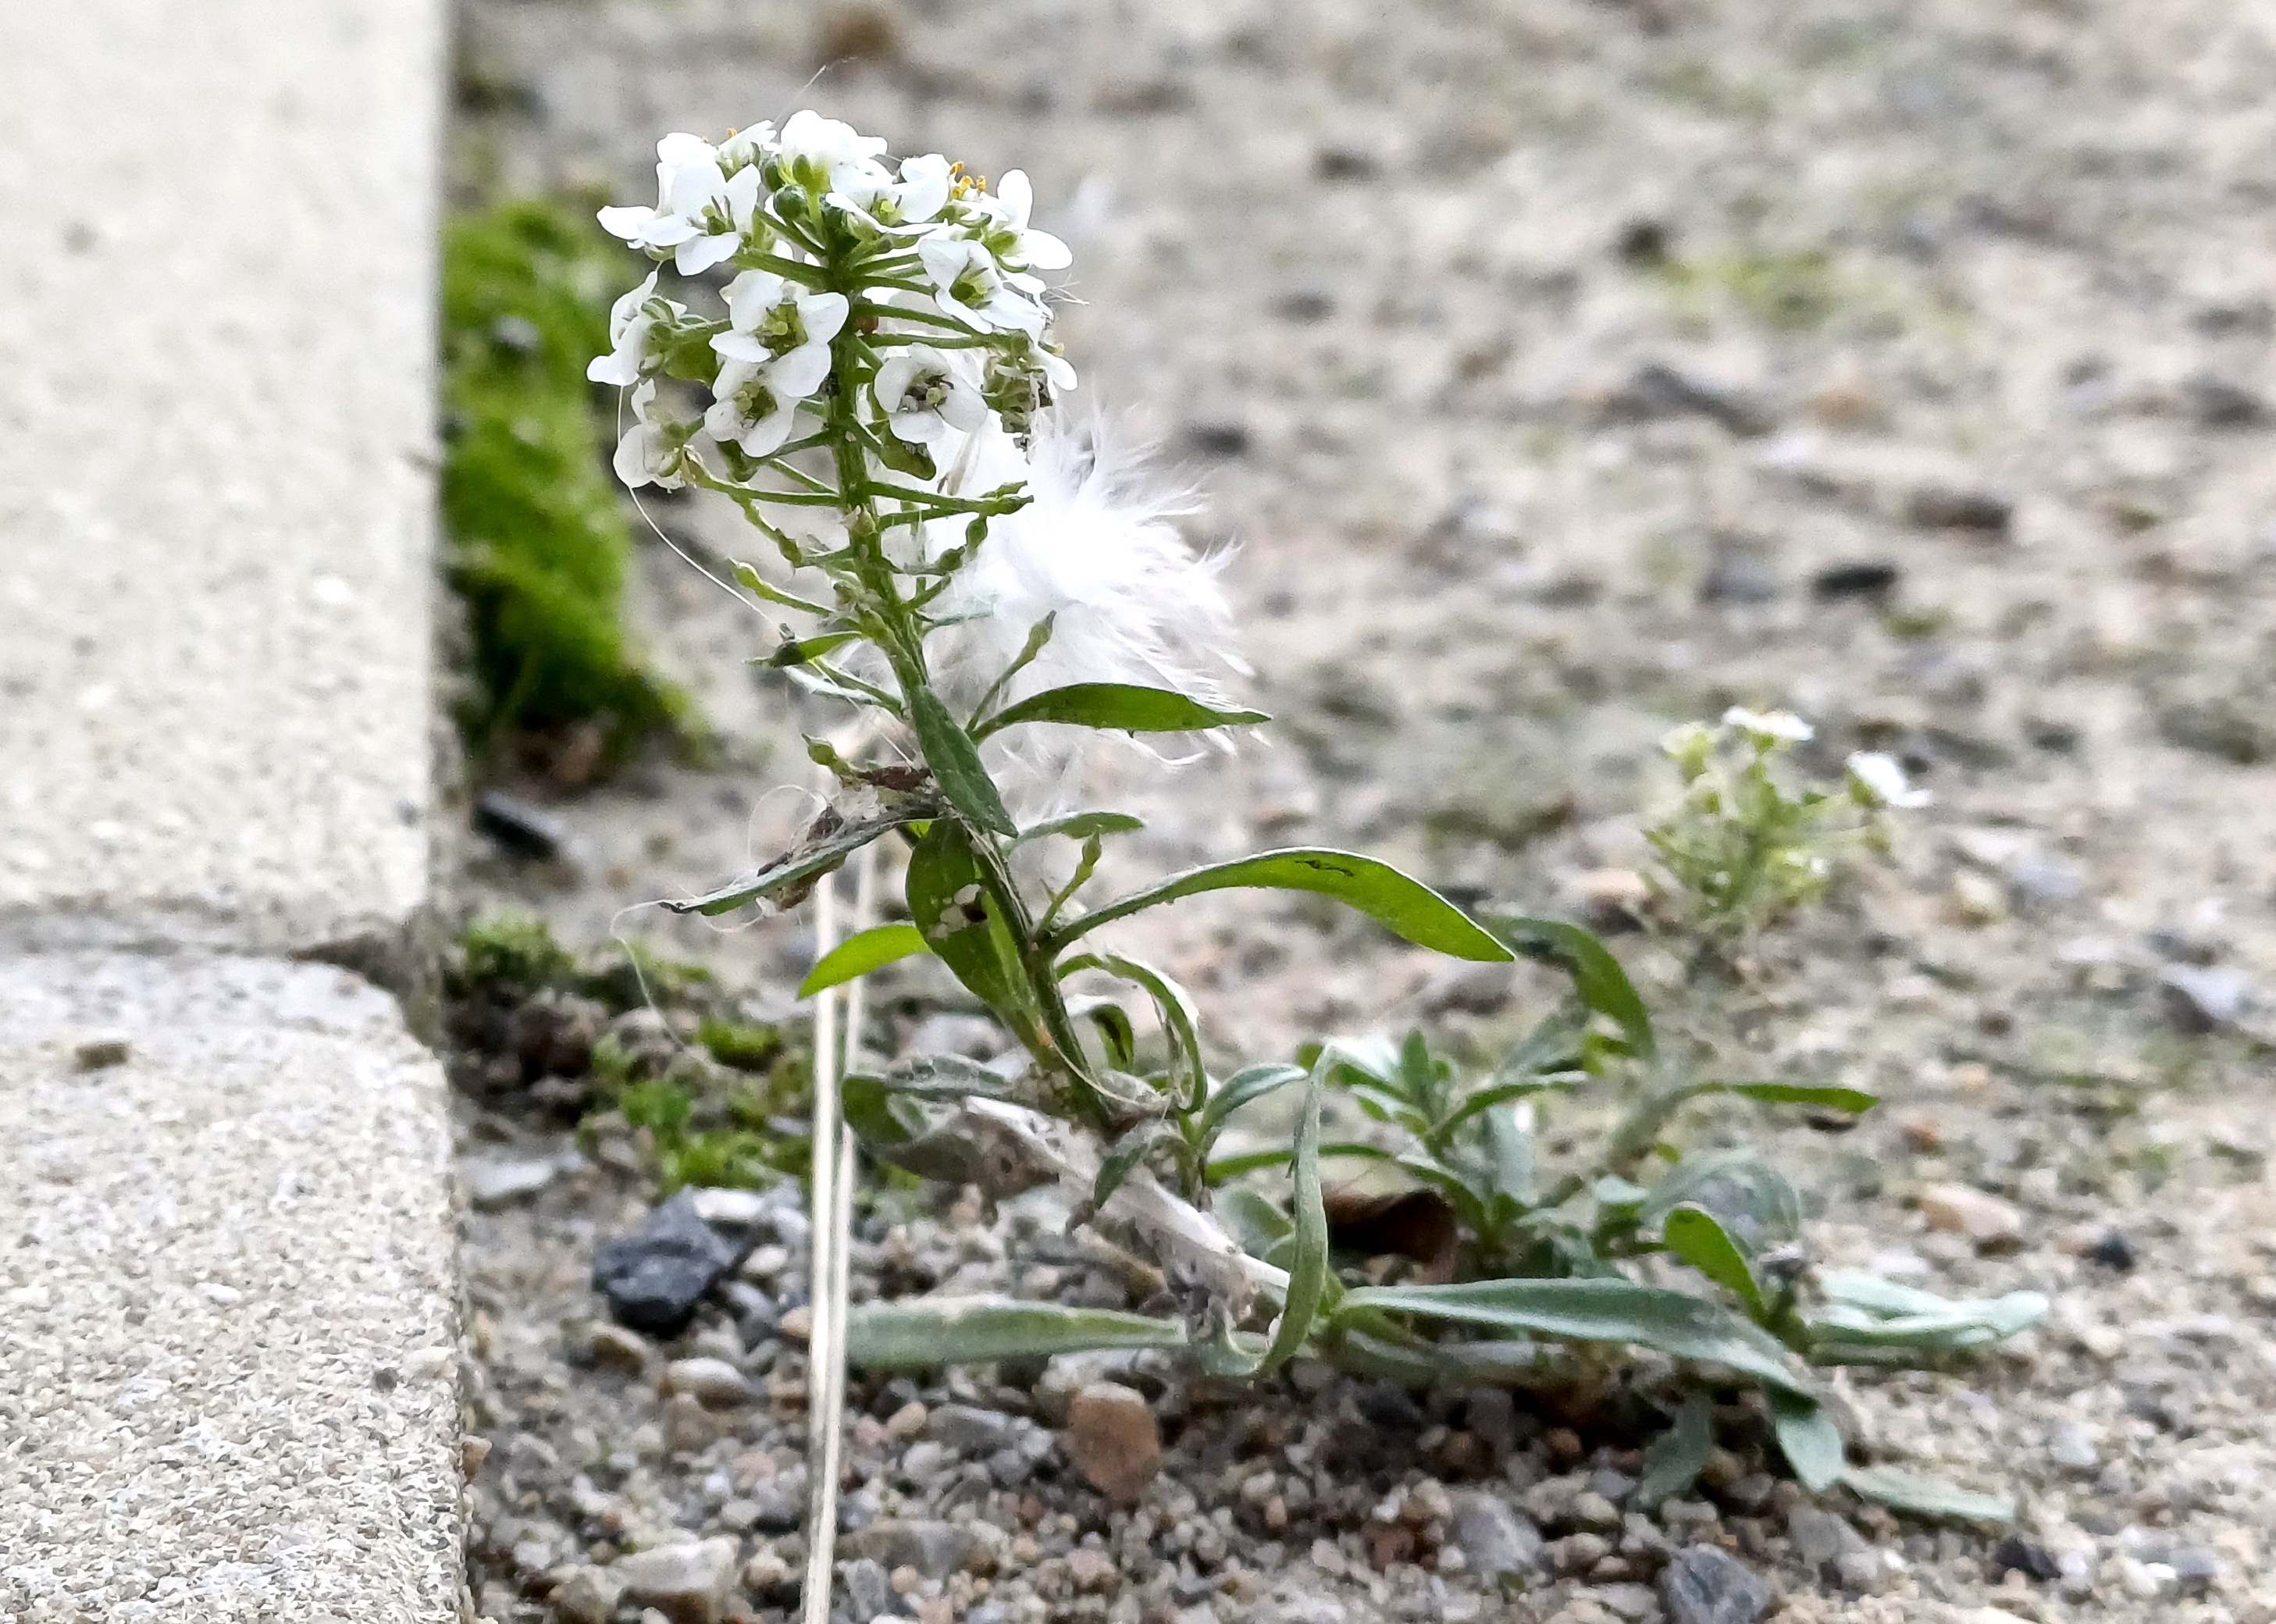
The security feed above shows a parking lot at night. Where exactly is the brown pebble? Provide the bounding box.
[778,1305,813,1342]
[72,1035,132,1071]
[1063,1381,1162,1504]
[1919,1181,2025,1252]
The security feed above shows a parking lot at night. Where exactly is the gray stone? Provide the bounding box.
[593,1191,746,1337]
[661,1356,755,1408]
[0,0,440,974]
[1450,1489,1544,1577]
[551,1563,625,1624]
[1598,1582,1662,1621]
[2047,1423,2100,1472]
[1787,1505,1866,1569]
[926,1402,1019,1455]
[2161,964,2258,1033]
[461,1153,557,1209]
[612,1537,739,1624]
[843,1557,895,1620]
[1660,1544,1770,1624]
[854,1518,978,1580]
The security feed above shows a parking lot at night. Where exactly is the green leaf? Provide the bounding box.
[910,682,1016,836]
[1063,953,1208,1113]
[857,1052,1031,1103]
[845,1295,1188,1368]
[664,810,913,917]
[1217,1184,1295,1259]
[1198,1063,1309,1138]
[730,559,830,616]
[1662,1206,1767,1321]
[1638,1152,1802,1253]
[1013,809,1145,846]
[975,682,1268,740]
[1840,1466,2013,1525]
[1769,1390,1847,1492]
[1803,1272,2047,1357]
[1334,1277,1819,1400]
[762,629,860,668]
[1201,1060,1331,1379]
[1488,917,1655,1060]
[1635,1394,1715,1511]
[1085,1121,1176,1220]
[1050,849,1514,963]
[798,924,930,997]
[1428,1077,1579,1144]
[904,821,1035,1030]
[1717,1081,1880,1113]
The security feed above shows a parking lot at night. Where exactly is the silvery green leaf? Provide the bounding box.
[1334,1276,1820,1401]
[1217,1184,1294,1260]
[1715,1081,1879,1113]
[1768,1389,1846,1492]
[846,1295,1188,1368]
[1049,849,1514,963]
[1840,1465,2013,1525]
[1197,1063,1307,1138]
[974,682,1267,739]
[1014,809,1145,846]
[1635,1394,1715,1510]
[799,923,930,996]
[1637,1152,1802,1253]
[664,808,914,917]
[1804,1271,2048,1355]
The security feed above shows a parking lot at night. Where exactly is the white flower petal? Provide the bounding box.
[597,205,658,242]
[724,269,787,329]
[1019,228,1072,271]
[676,233,740,275]
[771,340,835,400]
[711,330,772,362]
[796,291,850,345]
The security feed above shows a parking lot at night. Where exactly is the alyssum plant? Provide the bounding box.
[588,112,2043,1576]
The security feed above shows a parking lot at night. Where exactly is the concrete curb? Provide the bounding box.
[0,0,465,1617]
[0,957,464,1624]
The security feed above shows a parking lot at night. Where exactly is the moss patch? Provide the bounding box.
[440,198,689,754]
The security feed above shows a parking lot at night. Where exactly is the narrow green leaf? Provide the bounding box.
[1199,1063,1308,1138]
[1717,1081,1880,1113]
[1334,1277,1819,1400]
[762,629,860,668]
[1256,1060,1330,1376]
[1662,1206,1767,1321]
[1769,1390,1847,1492]
[1013,809,1145,846]
[975,682,1268,740]
[1085,1121,1175,1220]
[1803,1272,2047,1355]
[1635,1394,1715,1511]
[798,923,930,997]
[1428,1077,1579,1144]
[1217,1184,1294,1260]
[1840,1466,2013,1525]
[1488,917,1655,1060]
[731,558,830,616]
[846,1295,1188,1368]
[910,683,1017,836]
[1050,849,1514,963]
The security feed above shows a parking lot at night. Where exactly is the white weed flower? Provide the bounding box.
[919,235,1046,336]
[704,360,801,458]
[962,169,1073,272]
[1847,751,1931,809]
[597,133,716,259]
[713,274,849,399]
[874,347,988,446]
[718,122,777,172]
[614,381,695,490]
[586,272,666,386]
[778,110,889,193]
[1722,707,1815,744]
[830,151,954,232]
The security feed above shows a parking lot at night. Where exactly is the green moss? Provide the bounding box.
[699,1017,785,1071]
[580,939,717,1012]
[440,198,689,753]
[457,912,576,992]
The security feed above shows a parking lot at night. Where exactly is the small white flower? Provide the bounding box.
[963,169,1072,272]
[1847,751,1931,809]
[586,272,663,386]
[1722,707,1815,744]
[711,274,849,398]
[597,133,717,256]
[668,161,766,275]
[705,360,801,458]
[874,346,988,446]
[918,235,1045,335]
[614,381,689,490]
[717,121,777,173]
[778,110,888,192]
[829,151,955,233]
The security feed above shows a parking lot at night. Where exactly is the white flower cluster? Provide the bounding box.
[586,111,1074,493]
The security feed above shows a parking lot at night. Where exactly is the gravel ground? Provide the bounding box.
[449,2,2276,1620]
